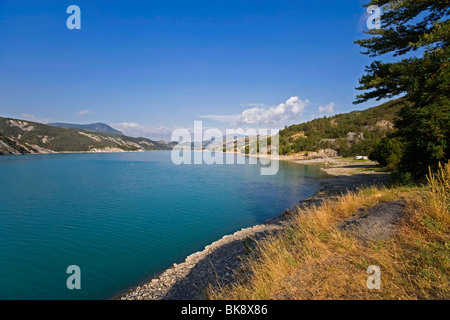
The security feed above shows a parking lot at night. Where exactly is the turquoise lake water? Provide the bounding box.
[0,151,329,300]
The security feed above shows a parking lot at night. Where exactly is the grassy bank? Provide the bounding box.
[209,163,449,300]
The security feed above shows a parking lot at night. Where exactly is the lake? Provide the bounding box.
[0,151,329,299]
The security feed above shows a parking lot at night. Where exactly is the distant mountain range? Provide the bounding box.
[1,99,405,156]
[48,122,123,135]
[0,117,176,155]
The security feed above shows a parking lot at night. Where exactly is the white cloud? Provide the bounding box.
[199,114,241,123]
[235,96,309,125]
[318,102,335,114]
[200,96,310,126]
[21,113,50,124]
[78,109,92,116]
[115,122,140,129]
[240,103,266,108]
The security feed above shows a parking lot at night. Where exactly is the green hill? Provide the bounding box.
[279,99,408,156]
[48,122,123,135]
[0,117,175,155]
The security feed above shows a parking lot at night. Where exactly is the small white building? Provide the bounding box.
[355,156,368,160]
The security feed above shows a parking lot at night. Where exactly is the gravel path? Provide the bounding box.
[338,200,407,243]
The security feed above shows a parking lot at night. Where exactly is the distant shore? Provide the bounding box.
[117,156,390,300]
[0,149,167,156]
[2,148,382,178]
[224,150,387,176]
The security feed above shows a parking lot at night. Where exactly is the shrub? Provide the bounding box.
[369,137,405,168]
[390,171,415,186]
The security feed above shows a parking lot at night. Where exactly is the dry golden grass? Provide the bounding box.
[209,163,450,300]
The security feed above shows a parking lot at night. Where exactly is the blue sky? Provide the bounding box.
[0,0,387,140]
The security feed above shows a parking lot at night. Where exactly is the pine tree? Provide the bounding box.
[354,0,449,178]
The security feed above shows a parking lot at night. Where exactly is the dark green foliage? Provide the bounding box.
[337,139,351,158]
[0,134,31,154]
[279,99,403,156]
[350,139,379,158]
[355,0,449,179]
[369,136,405,168]
[390,171,415,186]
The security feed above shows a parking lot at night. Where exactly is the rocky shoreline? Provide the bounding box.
[117,219,287,300]
[117,160,390,300]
